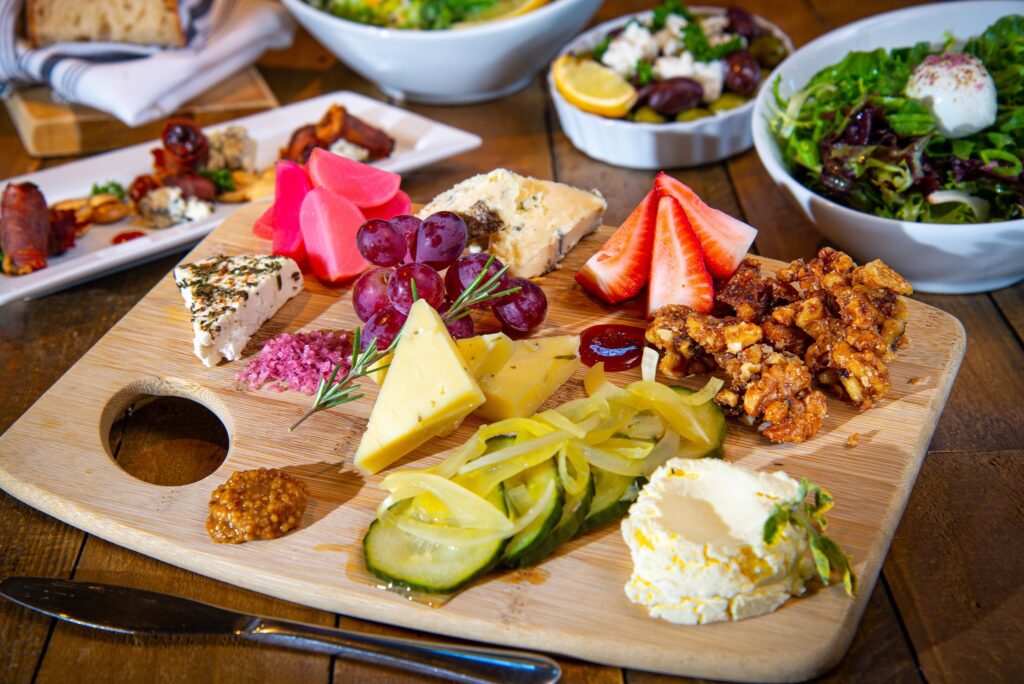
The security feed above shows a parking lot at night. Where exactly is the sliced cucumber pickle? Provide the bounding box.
[509,472,595,568]
[501,460,564,567]
[363,485,508,594]
[673,385,727,459]
[577,468,643,536]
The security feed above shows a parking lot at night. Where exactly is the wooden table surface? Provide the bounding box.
[1,1,1021,682]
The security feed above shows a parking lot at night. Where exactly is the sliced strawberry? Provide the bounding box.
[575,188,659,304]
[647,195,714,317]
[654,172,757,279]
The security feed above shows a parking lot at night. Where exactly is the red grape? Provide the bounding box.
[415,211,467,270]
[361,305,407,351]
[493,277,547,332]
[356,219,406,267]
[352,266,393,322]
[390,214,421,262]
[387,262,445,314]
[437,301,475,339]
[443,252,514,306]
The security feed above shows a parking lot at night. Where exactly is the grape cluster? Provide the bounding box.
[352,212,548,350]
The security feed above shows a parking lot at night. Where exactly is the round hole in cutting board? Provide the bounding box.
[107,395,229,486]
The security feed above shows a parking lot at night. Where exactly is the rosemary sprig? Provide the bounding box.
[290,255,520,431]
[763,478,858,597]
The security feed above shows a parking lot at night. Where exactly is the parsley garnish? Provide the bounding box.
[651,0,693,30]
[200,168,236,193]
[764,477,858,597]
[591,35,612,62]
[635,60,655,86]
[90,181,125,199]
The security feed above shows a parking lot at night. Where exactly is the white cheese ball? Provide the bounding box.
[622,458,812,625]
[906,53,997,139]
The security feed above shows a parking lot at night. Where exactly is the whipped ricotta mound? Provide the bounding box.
[622,458,811,625]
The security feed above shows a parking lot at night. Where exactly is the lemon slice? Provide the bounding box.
[454,0,549,25]
[552,54,638,119]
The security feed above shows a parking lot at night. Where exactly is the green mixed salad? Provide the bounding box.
[306,0,499,29]
[770,15,1024,223]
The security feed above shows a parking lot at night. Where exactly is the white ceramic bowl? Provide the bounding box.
[752,1,1024,294]
[549,8,793,170]
[281,0,604,105]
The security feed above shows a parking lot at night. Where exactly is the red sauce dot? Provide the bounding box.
[112,230,146,245]
[579,324,648,372]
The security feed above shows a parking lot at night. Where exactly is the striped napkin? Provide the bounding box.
[0,0,295,126]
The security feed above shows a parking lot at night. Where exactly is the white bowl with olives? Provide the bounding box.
[549,5,792,169]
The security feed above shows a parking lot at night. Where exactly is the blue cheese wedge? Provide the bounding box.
[173,255,303,367]
[622,458,811,625]
[417,169,606,278]
[139,187,215,229]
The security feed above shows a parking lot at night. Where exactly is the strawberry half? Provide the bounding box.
[654,172,757,279]
[575,188,659,304]
[647,195,714,317]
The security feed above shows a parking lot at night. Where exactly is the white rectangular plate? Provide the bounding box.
[0,90,481,307]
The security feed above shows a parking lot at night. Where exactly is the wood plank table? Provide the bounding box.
[1,1,1021,682]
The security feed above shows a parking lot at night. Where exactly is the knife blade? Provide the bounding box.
[1,577,561,684]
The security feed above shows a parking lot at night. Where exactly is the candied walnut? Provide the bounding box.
[646,305,717,377]
[645,248,912,443]
[207,468,309,544]
[685,314,762,353]
[826,341,891,410]
[761,319,809,356]
[715,258,776,322]
[760,390,828,443]
[742,358,813,418]
[854,259,912,295]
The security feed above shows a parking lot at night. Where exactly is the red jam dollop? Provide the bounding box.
[579,324,648,372]
[112,230,146,244]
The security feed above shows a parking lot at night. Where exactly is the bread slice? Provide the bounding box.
[26,0,185,48]
[418,169,607,278]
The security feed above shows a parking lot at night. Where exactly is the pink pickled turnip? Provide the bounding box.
[252,203,275,239]
[300,187,370,283]
[306,148,401,208]
[273,161,313,266]
[361,190,413,222]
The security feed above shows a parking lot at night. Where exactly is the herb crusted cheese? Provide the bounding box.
[417,169,607,278]
[173,255,303,367]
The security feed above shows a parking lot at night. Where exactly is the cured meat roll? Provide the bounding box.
[1,182,50,276]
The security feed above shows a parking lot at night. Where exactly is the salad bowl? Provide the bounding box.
[752,1,1024,294]
[550,8,793,169]
[281,0,603,104]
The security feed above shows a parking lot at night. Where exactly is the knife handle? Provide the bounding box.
[242,617,561,684]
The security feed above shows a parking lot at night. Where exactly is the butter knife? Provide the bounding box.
[0,577,560,684]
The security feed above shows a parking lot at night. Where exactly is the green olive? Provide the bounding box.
[675,108,713,122]
[709,94,748,113]
[630,106,668,124]
[750,34,788,69]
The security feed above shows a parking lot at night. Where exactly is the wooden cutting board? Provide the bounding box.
[4,68,278,158]
[0,201,965,682]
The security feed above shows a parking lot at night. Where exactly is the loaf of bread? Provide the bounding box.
[26,0,185,48]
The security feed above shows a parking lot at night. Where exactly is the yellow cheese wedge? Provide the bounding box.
[368,332,514,386]
[476,335,581,422]
[353,300,485,476]
[455,332,514,380]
